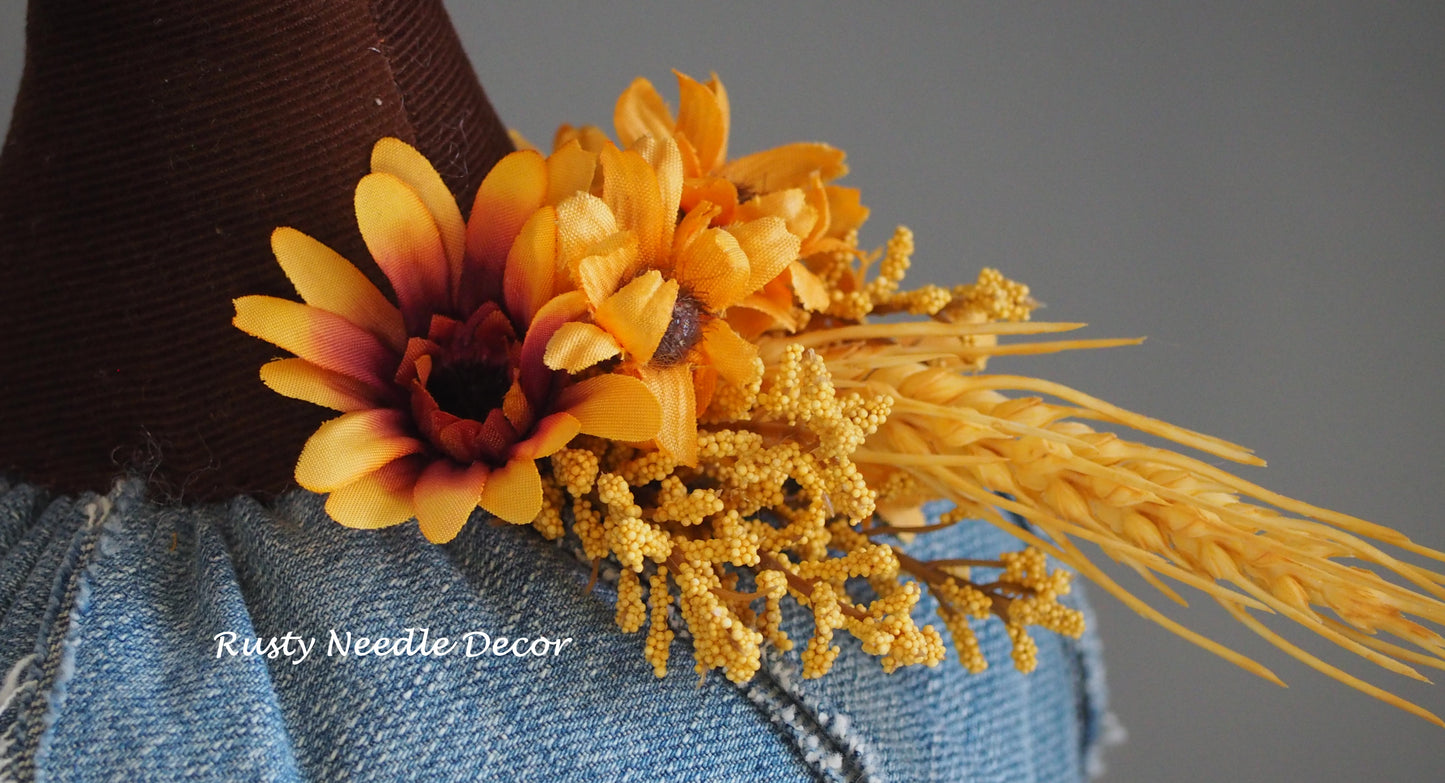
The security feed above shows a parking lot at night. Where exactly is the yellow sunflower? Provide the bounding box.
[541,137,800,465]
[234,138,660,541]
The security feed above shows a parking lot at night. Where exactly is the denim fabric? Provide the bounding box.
[0,477,1109,782]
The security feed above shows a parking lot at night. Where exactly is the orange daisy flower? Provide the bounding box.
[611,71,843,217]
[234,138,660,542]
[541,137,800,465]
[605,71,871,330]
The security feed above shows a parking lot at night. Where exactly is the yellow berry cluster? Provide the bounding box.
[813,226,916,321]
[945,267,1037,324]
[914,547,1084,675]
[530,337,1053,683]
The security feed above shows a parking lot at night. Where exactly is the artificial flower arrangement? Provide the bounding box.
[236,71,1445,723]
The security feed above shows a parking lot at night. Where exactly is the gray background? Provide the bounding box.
[3,2,1442,780]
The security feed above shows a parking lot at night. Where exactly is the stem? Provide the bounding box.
[865,519,964,536]
[758,551,868,620]
[930,558,1005,569]
[895,551,1012,618]
[583,558,600,594]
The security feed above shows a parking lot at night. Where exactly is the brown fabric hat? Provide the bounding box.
[0,0,513,500]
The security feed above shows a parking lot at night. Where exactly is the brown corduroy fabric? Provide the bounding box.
[0,0,514,500]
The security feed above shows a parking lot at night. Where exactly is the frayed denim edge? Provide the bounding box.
[1072,582,1125,780]
[9,480,132,782]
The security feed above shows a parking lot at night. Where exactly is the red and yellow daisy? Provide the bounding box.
[541,137,800,465]
[234,138,660,542]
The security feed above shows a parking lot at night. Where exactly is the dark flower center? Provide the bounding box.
[653,289,707,366]
[426,360,511,422]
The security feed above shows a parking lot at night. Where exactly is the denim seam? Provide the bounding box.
[732,656,874,783]
[8,489,111,782]
[748,648,885,783]
[556,540,869,782]
[0,654,37,783]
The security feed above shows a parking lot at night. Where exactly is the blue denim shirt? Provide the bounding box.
[0,477,1109,781]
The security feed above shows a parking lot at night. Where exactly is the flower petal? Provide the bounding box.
[798,179,833,249]
[672,227,749,312]
[594,271,677,363]
[510,411,582,461]
[634,364,697,466]
[679,177,737,225]
[720,143,848,195]
[518,290,590,404]
[788,261,832,312]
[324,455,424,530]
[260,358,389,412]
[673,133,703,180]
[509,129,537,151]
[503,206,558,329]
[725,305,791,341]
[554,373,662,443]
[556,192,621,274]
[673,202,723,257]
[737,276,797,325]
[474,408,518,465]
[270,227,406,352]
[355,172,452,333]
[546,140,598,206]
[554,124,612,154]
[734,189,815,246]
[463,149,548,312]
[571,231,638,308]
[433,417,482,465]
[675,71,729,174]
[414,459,490,543]
[502,381,533,434]
[824,185,870,238]
[630,136,683,252]
[395,336,439,386]
[295,409,423,493]
[698,320,760,387]
[729,216,801,298]
[370,137,466,287]
[479,457,543,525]
[613,77,674,148]
[573,232,638,307]
[692,364,718,415]
[544,321,623,372]
[233,296,394,388]
[601,144,665,266]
